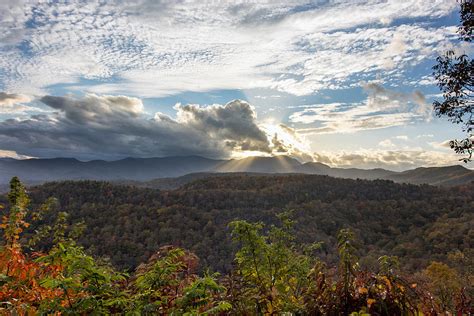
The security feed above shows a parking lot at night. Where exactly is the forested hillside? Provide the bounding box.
[13,174,472,273]
[1,176,472,314]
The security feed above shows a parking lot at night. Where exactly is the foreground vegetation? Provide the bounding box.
[0,177,472,314]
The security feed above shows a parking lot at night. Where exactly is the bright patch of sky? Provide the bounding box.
[0,0,471,169]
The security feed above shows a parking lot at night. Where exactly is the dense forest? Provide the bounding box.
[0,176,472,314]
[10,174,472,274]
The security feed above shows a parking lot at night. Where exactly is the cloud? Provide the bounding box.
[0,92,40,113]
[264,123,314,162]
[0,0,30,47]
[416,134,434,139]
[378,135,412,149]
[0,92,31,106]
[173,101,271,153]
[292,104,415,134]
[429,139,453,150]
[394,135,408,141]
[382,33,407,69]
[0,95,287,160]
[363,83,431,117]
[313,149,460,171]
[40,94,144,124]
[0,1,458,97]
[0,149,34,159]
[379,139,396,148]
[290,83,432,134]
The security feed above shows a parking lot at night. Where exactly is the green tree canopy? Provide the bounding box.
[433,0,473,162]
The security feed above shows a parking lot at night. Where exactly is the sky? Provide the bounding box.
[0,0,471,170]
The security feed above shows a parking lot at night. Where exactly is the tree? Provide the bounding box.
[229,211,315,314]
[423,262,462,312]
[432,0,473,162]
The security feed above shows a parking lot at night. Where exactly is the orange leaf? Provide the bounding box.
[358,287,368,295]
[367,298,376,308]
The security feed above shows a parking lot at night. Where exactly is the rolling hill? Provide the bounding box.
[9,174,472,272]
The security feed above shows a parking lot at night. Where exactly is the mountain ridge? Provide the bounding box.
[0,155,472,188]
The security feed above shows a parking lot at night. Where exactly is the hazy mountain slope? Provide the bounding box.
[0,156,224,184]
[0,155,472,187]
[386,165,474,186]
[297,162,397,180]
[214,156,301,173]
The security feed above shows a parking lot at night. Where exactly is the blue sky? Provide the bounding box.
[0,0,471,170]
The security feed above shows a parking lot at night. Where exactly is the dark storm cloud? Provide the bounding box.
[175,101,271,153]
[0,94,271,160]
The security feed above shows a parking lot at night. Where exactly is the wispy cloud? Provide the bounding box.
[289,84,431,134]
[0,1,458,97]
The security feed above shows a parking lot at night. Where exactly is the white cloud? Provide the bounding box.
[363,83,432,117]
[314,149,461,171]
[382,33,407,69]
[379,139,396,148]
[0,92,30,106]
[289,84,431,134]
[0,92,43,113]
[429,139,453,150]
[394,135,409,141]
[0,1,458,97]
[0,149,34,159]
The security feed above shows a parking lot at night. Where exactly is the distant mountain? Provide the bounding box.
[214,156,301,173]
[0,155,472,188]
[297,162,397,180]
[0,156,224,185]
[386,165,474,187]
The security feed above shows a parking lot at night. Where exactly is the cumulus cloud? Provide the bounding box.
[40,94,144,125]
[379,139,396,148]
[0,95,289,160]
[313,149,460,171]
[174,102,270,153]
[0,92,41,113]
[378,135,412,149]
